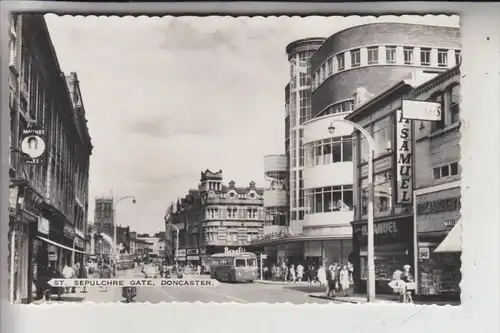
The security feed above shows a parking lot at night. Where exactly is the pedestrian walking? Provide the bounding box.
[80,263,89,293]
[99,264,112,292]
[71,263,79,293]
[326,265,335,297]
[271,264,277,281]
[317,265,327,287]
[347,262,354,284]
[62,263,74,294]
[296,264,304,282]
[289,264,296,283]
[339,265,350,296]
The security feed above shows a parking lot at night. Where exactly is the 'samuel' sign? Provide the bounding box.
[396,110,412,204]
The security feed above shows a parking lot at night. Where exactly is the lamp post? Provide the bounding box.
[112,196,136,275]
[328,120,377,302]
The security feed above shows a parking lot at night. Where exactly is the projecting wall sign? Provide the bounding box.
[20,126,46,165]
[396,110,413,204]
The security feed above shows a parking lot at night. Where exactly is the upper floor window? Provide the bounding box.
[305,136,353,167]
[372,115,393,158]
[337,53,345,71]
[455,50,461,66]
[386,46,397,64]
[429,93,445,133]
[351,49,361,67]
[227,208,238,219]
[367,47,379,65]
[306,185,353,214]
[361,172,392,216]
[450,84,461,124]
[433,162,459,180]
[324,61,330,78]
[421,48,431,66]
[247,209,258,219]
[438,49,448,67]
[403,47,414,65]
[207,208,219,219]
[328,58,334,76]
[319,67,325,83]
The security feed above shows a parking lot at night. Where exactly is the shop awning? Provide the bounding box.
[37,236,87,254]
[434,220,462,253]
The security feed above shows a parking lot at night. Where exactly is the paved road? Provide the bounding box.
[126,267,335,304]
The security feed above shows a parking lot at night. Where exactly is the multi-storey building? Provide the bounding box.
[7,14,92,304]
[170,170,265,270]
[346,66,461,297]
[253,23,460,269]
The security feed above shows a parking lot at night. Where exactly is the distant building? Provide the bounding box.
[171,169,265,269]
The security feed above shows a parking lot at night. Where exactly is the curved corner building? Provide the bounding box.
[263,154,288,235]
[257,23,460,267]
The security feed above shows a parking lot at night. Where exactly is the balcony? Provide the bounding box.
[263,189,287,208]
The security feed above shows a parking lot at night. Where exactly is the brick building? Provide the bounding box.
[7,14,92,303]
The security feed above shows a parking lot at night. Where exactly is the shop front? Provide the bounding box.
[304,239,353,268]
[415,186,461,298]
[62,222,76,266]
[186,248,200,265]
[352,216,414,294]
[9,183,44,304]
[74,235,86,266]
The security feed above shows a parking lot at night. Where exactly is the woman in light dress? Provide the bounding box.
[317,265,327,287]
[339,265,350,296]
[289,264,296,283]
[296,264,304,282]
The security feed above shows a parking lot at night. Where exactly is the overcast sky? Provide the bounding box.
[44,14,459,234]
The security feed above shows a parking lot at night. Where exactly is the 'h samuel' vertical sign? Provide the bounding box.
[396,110,412,204]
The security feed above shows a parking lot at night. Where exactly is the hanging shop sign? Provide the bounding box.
[396,110,413,204]
[75,229,85,239]
[37,217,50,235]
[75,237,85,249]
[176,249,186,257]
[63,223,75,239]
[20,126,46,165]
[402,100,442,121]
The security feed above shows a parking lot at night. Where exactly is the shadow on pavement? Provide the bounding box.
[283,285,325,293]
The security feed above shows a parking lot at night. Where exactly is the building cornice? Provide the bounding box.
[407,66,460,99]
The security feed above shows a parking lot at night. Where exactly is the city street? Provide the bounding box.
[34,267,337,304]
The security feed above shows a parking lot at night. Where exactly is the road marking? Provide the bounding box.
[202,286,249,303]
[155,286,177,302]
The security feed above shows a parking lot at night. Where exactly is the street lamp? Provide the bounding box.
[328,120,377,302]
[113,196,136,274]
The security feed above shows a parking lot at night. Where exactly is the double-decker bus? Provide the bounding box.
[209,252,258,283]
[116,254,134,270]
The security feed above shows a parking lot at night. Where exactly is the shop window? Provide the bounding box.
[438,49,448,67]
[404,47,414,65]
[351,49,361,68]
[367,47,379,64]
[386,46,396,64]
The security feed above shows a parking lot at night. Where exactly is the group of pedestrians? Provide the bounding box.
[35,261,91,301]
[318,263,352,297]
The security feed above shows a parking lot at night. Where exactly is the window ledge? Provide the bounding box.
[416,121,461,143]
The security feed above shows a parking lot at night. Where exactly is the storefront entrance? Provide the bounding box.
[415,187,461,298]
[352,217,414,294]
